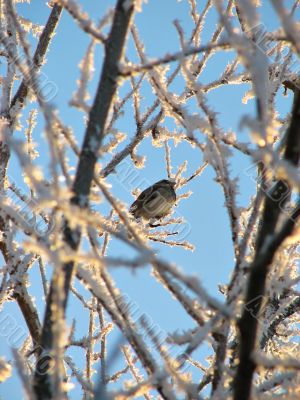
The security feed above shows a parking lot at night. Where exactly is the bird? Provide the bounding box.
[129,179,176,220]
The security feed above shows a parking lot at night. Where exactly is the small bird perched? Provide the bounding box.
[129,179,176,219]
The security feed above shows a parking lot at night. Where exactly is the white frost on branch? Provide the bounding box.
[70,41,95,113]
[0,358,11,383]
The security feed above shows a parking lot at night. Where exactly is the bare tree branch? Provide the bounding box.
[260,296,300,349]
[33,1,135,399]
[10,4,63,112]
[1,1,300,398]
[233,89,300,400]
[0,1,63,367]
[119,41,231,77]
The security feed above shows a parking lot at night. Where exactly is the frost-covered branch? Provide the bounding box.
[33,1,136,398]
[10,4,63,113]
[119,41,231,77]
[1,1,300,398]
[233,89,300,400]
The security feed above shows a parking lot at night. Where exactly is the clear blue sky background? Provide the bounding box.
[0,1,296,398]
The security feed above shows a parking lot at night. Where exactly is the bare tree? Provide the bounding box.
[1,1,300,399]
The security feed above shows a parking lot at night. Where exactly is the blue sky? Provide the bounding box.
[0,1,297,398]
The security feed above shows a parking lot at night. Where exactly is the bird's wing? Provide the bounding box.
[136,185,155,201]
[129,189,159,213]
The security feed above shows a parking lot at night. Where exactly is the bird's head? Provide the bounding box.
[157,179,176,187]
